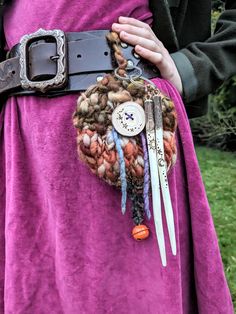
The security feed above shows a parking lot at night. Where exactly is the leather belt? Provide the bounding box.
[0,29,159,97]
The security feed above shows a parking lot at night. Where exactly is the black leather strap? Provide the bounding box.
[0,30,159,97]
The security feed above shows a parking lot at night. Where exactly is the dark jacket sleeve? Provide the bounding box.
[170,0,236,103]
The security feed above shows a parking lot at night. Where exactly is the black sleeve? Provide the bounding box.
[170,0,236,103]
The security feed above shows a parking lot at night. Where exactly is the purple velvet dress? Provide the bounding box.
[0,1,233,313]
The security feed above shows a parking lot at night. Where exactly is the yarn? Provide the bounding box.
[73,77,177,180]
[140,132,151,220]
[72,31,178,224]
[112,128,127,214]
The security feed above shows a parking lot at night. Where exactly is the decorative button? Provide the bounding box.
[112,101,146,137]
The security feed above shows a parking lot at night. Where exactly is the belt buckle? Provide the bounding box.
[19,28,67,93]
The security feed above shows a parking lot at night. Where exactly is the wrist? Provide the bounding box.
[165,69,183,96]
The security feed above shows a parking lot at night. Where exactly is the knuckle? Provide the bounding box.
[129,17,136,24]
[137,38,143,46]
[141,28,148,38]
[150,40,157,51]
[120,30,127,38]
[144,23,150,30]
[156,53,164,63]
[124,25,131,32]
[146,49,152,57]
[164,47,170,55]
[141,48,150,58]
[158,40,165,48]
[143,28,152,39]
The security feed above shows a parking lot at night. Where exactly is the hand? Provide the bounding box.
[112,16,183,95]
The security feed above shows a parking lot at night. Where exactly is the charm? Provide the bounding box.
[153,95,177,256]
[132,224,150,241]
[112,101,146,137]
[144,98,167,267]
[73,31,178,267]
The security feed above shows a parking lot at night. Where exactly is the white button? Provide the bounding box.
[112,101,146,137]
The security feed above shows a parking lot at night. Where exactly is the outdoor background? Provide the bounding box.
[191,1,236,309]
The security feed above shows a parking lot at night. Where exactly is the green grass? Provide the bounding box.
[195,146,236,309]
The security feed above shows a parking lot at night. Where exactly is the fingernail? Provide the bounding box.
[112,23,120,30]
[120,31,127,37]
[119,16,127,22]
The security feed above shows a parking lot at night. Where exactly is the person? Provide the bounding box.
[0,0,235,313]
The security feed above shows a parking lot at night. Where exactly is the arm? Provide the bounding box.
[171,0,236,103]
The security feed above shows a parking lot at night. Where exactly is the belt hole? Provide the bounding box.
[77,54,82,58]
[133,49,140,59]
[104,51,108,56]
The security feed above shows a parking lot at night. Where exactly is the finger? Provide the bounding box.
[135,45,164,67]
[118,31,160,53]
[112,23,154,41]
[118,16,151,31]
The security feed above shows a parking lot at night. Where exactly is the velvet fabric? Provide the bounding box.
[0,1,233,313]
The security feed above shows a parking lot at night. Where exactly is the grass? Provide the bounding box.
[195,146,236,310]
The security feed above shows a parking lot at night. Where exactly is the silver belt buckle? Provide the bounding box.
[19,28,67,93]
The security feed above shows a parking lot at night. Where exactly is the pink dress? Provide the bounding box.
[0,0,233,313]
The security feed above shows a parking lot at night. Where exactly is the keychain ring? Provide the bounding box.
[130,75,156,88]
[114,67,130,81]
[114,65,143,82]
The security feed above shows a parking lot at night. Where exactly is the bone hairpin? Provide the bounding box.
[144,98,167,267]
[153,94,177,256]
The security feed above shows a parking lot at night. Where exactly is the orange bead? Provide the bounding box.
[132,224,150,241]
